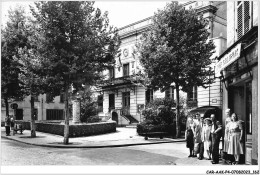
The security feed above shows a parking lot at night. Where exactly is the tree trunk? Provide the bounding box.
[175,82,181,138]
[30,95,36,138]
[5,98,9,117]
[63,84,70,144]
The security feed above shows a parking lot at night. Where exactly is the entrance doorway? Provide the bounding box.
[122,92,130,115]
[228,78,252,164]
[112,112,118,124]
[109,94,115,112]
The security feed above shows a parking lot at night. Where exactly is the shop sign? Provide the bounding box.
[215,43,241,76]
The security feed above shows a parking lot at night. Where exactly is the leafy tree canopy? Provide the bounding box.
[137,2,215,92]
[1,6,29,101]
[30,1,120,95]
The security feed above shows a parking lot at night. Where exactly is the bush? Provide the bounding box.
[86,116,102,123]
[138,98,188,136]
[142,98,176,125]
[80,101,98,123]
[12,120,116,137]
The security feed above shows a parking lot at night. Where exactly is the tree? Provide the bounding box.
[136,2,215,138]
[1,6,28,118]
[14,46,46,138]
[30,1,120,144]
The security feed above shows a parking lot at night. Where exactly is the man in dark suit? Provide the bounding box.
[210,114,222,164]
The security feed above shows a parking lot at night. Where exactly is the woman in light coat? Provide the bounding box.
[202,118,212,160]
[228,113,243,165]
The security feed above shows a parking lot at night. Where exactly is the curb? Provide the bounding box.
[1,135,185,148]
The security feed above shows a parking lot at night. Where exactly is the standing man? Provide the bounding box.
[4,115,11,136]
[194,113,204,160]
[210,114,222,164]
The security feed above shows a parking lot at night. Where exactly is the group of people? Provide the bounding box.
[4,115,15,136]
[185,109,244,165]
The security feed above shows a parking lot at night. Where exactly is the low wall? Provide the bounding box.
[14,121,117,137]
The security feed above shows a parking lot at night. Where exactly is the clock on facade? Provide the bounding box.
[123,48,129,57]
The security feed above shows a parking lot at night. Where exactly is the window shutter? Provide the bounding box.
[236,1,252,40]
[237,4,243,39]
[244,1,250,34]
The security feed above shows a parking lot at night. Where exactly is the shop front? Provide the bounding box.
[215,26,258,165]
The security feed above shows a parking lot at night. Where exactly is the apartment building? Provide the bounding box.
[98,1,227,126]
[216,1,258,165]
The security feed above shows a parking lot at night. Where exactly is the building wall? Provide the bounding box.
[1,94,65,122]
[197,78,222,107]
[220,1,258,165]
[226,2,236,47]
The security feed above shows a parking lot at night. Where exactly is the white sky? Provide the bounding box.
[1,0,174,28]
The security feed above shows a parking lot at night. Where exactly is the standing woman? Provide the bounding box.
[202,118,212,160]
[228,113,243,165]
[223,109,232,164]
[185,115,195,157]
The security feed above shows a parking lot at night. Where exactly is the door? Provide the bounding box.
[122,92,130,115]
[245,81,252,138]
[34,109,38,120]
[109,94,115,112]
[112,112,118,124]
[15,109,23,120]
[245,81,252,164]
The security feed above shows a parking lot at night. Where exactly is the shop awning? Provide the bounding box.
[215,43,241,76]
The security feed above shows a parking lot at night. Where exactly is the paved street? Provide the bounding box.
[2,138,185,165]
[1,127,217,166]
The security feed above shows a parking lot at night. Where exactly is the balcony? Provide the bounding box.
[98,76,139,90]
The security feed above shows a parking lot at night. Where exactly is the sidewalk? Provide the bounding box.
[1,127,185,148]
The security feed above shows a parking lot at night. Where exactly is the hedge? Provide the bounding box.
[14,120,116,137]
[137,122,176,136]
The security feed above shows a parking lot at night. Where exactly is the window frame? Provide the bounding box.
[109,68,115,79]
[123,63,129,77]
